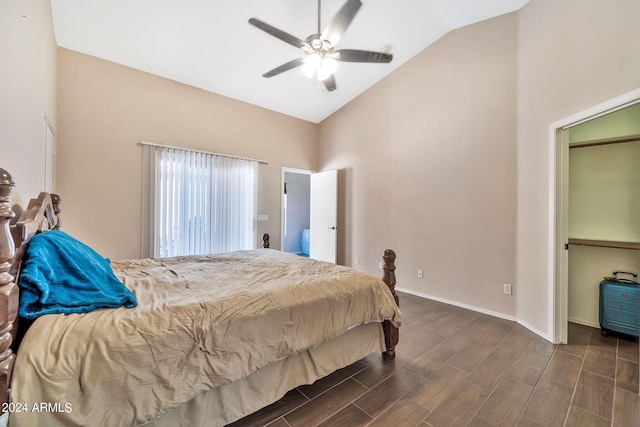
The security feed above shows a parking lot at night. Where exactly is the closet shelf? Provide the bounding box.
[568,238,640,250]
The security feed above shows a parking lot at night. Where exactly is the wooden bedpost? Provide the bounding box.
[0,169,17,411]
[262,233,270,249]
[381,249,399,361]
[51,194,61,230]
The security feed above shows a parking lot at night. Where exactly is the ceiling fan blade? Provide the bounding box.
[249,18,306,48]
[320,0,362,46]
[263,58,305,78]
[321,74,337,92]
[335,49,393,63]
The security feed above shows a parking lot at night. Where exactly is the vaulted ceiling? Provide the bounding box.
[51,0,529,123]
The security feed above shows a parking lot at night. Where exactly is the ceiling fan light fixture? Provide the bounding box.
[316,57,338,81]
[301,53,322,78]
[250,0,391,92]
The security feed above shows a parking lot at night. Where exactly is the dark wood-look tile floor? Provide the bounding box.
[230,292,640,427]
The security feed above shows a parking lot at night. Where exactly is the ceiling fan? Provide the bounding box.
[249,0,393,92]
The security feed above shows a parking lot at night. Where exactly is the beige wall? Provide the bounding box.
[57,49,317,259]
[0,0,57,207]
[319,0,640,331]
[516,0,640,336]
[319,13,519,317]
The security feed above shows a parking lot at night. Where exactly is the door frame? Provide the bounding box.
[548,88,640,343]
[44,114,56,192]
[281,167,313,253]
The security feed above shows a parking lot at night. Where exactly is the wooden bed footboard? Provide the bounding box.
[261,233,399,360]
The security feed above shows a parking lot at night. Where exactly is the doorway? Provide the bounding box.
[281,168,311,257]
[550,89,640,344]
[281,167,339,263]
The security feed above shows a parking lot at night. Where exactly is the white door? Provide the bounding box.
[310,170,337,263]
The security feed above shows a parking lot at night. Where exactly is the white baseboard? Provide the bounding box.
[396,287,517,321]
[568,317,600,329]
[516,318,552,341]
[396,287,552,342]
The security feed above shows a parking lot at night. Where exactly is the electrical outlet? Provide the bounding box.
[418,269,423,278]
[355,257,360,265]
[379,261,383,269]
[504,283,512,295]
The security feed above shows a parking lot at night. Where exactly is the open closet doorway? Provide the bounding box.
[551,89,640,344]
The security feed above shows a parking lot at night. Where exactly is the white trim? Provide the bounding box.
[568,317,600,329]
[548,124,557,342]
[561,99,640,130]
[397,287,553,341]
[138,141,269,165]
[43,114,56,136]
[516,318,552,342]
[43,114,56,193]
[282,167,314,175]
[396,287,517,322]
[547,88,640,343]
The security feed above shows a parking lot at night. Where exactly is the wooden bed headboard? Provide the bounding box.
[0,168,17,411]
[0,168,61,412]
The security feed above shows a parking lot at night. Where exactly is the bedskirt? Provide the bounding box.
[143,322,384,427]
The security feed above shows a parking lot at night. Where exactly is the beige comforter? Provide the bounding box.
[10,249,401,426]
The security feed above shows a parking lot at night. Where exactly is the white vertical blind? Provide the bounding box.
[142,144,257,258]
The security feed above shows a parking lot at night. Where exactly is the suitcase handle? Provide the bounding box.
[613,270,638,284]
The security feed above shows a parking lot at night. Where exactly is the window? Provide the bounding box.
[142,144,257,258]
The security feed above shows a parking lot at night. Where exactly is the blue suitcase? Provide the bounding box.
[599,270,639,337]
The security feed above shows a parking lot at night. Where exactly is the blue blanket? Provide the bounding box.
[18,230,137,319]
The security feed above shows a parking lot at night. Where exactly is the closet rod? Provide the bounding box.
[569,135,640,149]
[568,238,640,251]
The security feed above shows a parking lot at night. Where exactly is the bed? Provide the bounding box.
[0,168,401,426]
